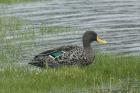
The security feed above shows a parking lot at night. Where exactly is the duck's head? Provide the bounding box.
[83,31,107,47]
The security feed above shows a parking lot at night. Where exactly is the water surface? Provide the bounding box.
[0,0,140,61]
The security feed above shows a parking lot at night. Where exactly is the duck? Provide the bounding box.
[29,31,107,68]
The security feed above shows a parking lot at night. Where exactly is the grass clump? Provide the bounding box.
[0,54,140,93]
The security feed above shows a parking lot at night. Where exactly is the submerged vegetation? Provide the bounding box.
[0,17,74,64]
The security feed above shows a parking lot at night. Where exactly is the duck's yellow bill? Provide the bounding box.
[97,36,107,44]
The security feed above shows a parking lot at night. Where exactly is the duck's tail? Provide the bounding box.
[28,61,45,68]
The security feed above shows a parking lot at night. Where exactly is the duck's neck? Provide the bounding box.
[83,44,92,56]
[83,41,93,61]
[83,39,92,49]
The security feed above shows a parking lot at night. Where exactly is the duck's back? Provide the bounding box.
[30,45,92,68]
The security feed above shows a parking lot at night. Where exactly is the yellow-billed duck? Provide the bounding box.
[29,31,107,68]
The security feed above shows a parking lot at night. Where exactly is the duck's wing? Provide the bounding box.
[29,45,78,67]
[55,45,85,65]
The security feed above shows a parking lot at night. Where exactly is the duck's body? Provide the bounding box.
[30,45,94,68]
[29,31,107,68]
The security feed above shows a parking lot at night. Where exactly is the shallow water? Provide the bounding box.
[0,0,140,61]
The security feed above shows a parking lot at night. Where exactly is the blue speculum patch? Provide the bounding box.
[49,51,64,59]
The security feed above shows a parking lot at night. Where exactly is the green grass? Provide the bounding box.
[0,17,24,63]
[0,54,140,93]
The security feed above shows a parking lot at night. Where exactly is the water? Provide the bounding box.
[0,0,140,60]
